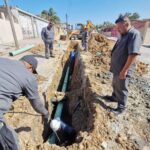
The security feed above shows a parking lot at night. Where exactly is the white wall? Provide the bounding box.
[36,19,48,37]
[0,8,65,44]
[144,28,150,45]
[19,14,34,39]
[0,18,23,44]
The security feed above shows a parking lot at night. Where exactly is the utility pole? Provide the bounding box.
[66,14,68,35]
[4,0,19,48]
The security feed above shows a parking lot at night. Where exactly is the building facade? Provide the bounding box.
[0,7,63,44]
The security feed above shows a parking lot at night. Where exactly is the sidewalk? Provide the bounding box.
[0,38,43,56]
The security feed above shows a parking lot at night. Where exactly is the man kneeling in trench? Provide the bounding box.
[0,55,50,150]
[103,15,142,114]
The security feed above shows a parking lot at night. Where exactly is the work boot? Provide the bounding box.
[103,95,117,102]
[108,107,125,115]
[84,48,88,52]
[45,56,49,59]
[50,54,55,58]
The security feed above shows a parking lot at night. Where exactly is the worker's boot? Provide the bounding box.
[51,55,55,58]
[110,107,125,115]
[83,48,88,52]
[103,95,117,102]
[50,53,55,58]
[45,56,50,59]
[107,104,125,115]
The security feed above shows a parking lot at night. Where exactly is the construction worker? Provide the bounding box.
[103,15,142,114]
[0,55,49,150]
[82,26,89,51]
[41,22,55,59]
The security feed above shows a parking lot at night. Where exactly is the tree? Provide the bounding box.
[96,21,114,30]
[123,12,140,20]
[40,8,60,24]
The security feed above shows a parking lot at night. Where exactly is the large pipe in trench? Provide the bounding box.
[48,66,70,144]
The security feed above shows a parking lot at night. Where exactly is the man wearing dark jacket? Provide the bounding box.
[0,55,49,149]
[104,15,142,114]
[41,22,55,59]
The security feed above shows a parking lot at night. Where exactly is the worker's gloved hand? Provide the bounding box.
[44,113,50,124]
[42,112,51,142]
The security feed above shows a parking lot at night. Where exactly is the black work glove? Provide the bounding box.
[42,113,51,142]
[44,113,50,124]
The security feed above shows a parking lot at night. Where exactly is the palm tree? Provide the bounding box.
[40,8,60,24]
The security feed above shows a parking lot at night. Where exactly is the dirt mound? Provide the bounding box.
[88,33,110,54]
[30,44,44,54]
[88,33,114,71]
[136,61,149,75]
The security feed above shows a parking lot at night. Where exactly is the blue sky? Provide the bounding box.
[0,0,149,25]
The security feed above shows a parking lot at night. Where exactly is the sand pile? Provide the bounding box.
[30,44,44,54]
[88,33,110,54]
[136,61,149,75]
[88,33,114,70]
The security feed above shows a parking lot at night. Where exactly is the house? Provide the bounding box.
[0,6,63,44]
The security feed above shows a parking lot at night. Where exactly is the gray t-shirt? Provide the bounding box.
[110,27,141,76]
[0,58,48,120]
[41,27,54,43]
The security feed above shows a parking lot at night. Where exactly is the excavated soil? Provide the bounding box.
[30,44,45,54]
[4,34,150,150]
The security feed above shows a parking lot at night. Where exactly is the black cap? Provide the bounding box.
[21,55,38,74]
[115,15,129,24]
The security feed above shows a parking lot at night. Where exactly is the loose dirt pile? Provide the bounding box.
[30,44,45,54]
[136,61,149,75]
[88,33,114,71]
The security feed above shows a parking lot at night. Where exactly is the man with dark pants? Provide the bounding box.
[0,55,49,149]
[104,15,142,114]
[82,26,89,51]
[41,22,55,59]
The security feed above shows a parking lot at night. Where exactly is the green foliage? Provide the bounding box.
[40,8,60,24]
[96,21,114,30]
[121,12,140,20]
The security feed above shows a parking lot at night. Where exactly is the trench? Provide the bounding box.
[41,41,99,149]
[46,44,78,146]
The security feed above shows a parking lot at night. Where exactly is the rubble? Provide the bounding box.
[136,61,149,75]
